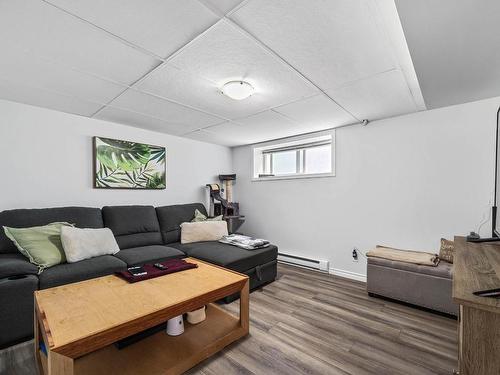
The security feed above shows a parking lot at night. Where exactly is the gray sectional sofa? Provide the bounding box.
[0,203,278,348]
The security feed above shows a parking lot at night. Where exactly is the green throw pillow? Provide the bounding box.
[3,222,73,272]
[191,209,223,222]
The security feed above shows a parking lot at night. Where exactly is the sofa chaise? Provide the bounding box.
[0,203,278,348]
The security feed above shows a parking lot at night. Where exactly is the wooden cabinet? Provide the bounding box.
[453,237,500,375]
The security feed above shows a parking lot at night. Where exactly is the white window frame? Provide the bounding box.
[252,130,335,181]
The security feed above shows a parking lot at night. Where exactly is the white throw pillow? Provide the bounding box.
[60,227,120,263]
[180,221,228,244]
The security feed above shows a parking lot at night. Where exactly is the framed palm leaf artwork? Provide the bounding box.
[93,137,166,189]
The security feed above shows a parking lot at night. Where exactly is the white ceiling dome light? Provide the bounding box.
[221,81,254,100]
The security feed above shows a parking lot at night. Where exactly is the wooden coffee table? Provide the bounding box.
[34,258,249,375]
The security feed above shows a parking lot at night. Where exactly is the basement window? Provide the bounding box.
[253,132,335,181]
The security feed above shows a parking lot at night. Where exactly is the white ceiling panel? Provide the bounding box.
[183,129,241,147]
[273,94,357,131]
[0,42,126,105]
[327,70,417,121]
[137,63,297,120]
[198,0,245,15]
[0,0,160,85]
[206,110,313,145]
[201,122,270,145]
[0,79,102,117]
[0,0,430,146]
[94,106,198,136]
[230,0,395,90]
[46,0,219,59]
[166,21,319,118]
[105,89,223,129]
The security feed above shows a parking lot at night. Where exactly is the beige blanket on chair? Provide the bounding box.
[366,245,439,266]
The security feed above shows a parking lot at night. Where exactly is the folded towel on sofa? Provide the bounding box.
[366,245,439,266]
[219,234,270,250]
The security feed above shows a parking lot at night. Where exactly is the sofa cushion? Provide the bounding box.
[156,204,207,244]
[0,253,39,279]
[170,241,278,273]
[0,207,103,254]
[180,221,228,244]
[60,227,120,263]
[102,206,163,249]
[367,256,453,279]
[38,255,127,289]
[4,222,73,270]
[114,245,185,266]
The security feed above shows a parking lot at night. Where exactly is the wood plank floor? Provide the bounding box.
[0,263,458,375]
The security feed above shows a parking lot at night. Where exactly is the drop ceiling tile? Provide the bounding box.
[233,110,295,129]
[231,0,395,90]
[47,0,219,58]
[0,79,102,117]
[327,70,417,121]
[163,21,319,119]
[198,0,245,15]
[206,111,314,144]
[0,0,160,85]
[94,106,196,136]
[183,129,240,147]
[202,122,268,145]
[0,43,126,105]
[107,89,223,128]
[138,64,285,120]
[273,94,357,131]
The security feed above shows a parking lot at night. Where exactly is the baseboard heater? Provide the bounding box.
[278,252,329,272]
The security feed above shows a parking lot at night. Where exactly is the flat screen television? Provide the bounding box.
[495,105,500,237]
[469,106,500,242]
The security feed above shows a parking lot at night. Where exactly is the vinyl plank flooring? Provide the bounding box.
[0,263,458,375]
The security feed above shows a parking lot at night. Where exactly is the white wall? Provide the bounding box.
[0,100,232,210]
[232,96,500,280]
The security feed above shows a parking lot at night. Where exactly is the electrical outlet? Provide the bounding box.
[352,248,359,262]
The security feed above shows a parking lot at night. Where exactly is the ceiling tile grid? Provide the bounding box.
[0,0,162,86]
[0,41,127,105]
[45,0,220,59]
[184,128,243,147]
[136,64,271,120]
[0,78,104,117]
[162,21,320,119]
[229,0,396,91]
[273,94,357,131]
[94,106,208,136]
[103,89,224,129]
[198,0,247,16]
[327,69,417,121]
[0,0,428,146]
[201,110,329,145]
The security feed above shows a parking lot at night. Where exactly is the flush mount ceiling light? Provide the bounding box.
[221,81,254,100]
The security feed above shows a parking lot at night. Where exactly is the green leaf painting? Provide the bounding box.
[94,137,166,189]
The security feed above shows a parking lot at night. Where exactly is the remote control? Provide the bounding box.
[128,266,147,277]
[154,263,168,270]
[473,287,500,298]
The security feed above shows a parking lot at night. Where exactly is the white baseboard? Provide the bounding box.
[329,268,367,283]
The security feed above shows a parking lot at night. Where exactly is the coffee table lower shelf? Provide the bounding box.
[37,304,247,375]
